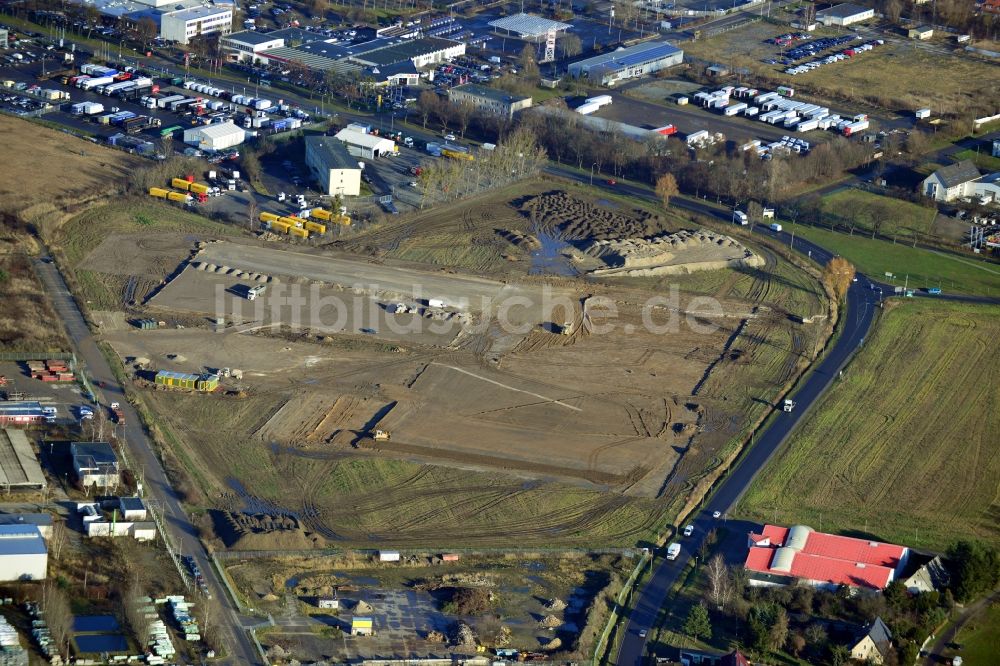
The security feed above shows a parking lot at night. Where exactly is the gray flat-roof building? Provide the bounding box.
[71,442,120,488]
[0,525,47,582]
[350,37,465,68]
[448,84,533,119]
[221,31,285,63]
[567,41,683,86]
[305,136,363,196]
[815,3,875,26]
[0,429,46,490]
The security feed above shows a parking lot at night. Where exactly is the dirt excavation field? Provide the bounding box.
[92,181,828,548]
[740,301,1000,551]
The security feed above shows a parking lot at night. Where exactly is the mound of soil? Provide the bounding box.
[355,600,374,614]
[440,587,493,615]
[520,191,668,241]
[426,630,447,643]
[539,614,562,628]
[544,598,567,612]
[450,621,478,647]
[210,510,327,549]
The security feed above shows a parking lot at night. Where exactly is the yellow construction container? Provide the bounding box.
[149,187,169,198]
[310,208,332,221]
[171,177,193,191]
[167,191,190,202]
[335,214,352,226]
[289,226,309,239]
[270,220,292,233]
[442,148,474,161]
[260,212,280,223]
[188,182,210,195]
[279,216,304,228]
[304,221,326,234]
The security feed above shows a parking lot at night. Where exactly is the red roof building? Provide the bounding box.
[745,524,909,590]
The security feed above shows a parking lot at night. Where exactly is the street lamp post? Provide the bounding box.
[590,162,598,185]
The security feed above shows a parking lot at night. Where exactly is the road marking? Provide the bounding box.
[431,363,582,412]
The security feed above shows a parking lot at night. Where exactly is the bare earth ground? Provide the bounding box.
[85,183,826,548]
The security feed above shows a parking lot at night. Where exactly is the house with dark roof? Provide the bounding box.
[675,648,750,666]
[745,524,909,590]
[850,617,893,664]
[903,554,950,594]
[921,160,984,201]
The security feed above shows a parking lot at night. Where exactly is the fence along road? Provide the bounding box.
[33,257,263,666]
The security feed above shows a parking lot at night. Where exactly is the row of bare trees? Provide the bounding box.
[417,126,547,206]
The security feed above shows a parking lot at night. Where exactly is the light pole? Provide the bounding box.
[590,162,598,185]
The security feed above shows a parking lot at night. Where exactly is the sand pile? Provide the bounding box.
[586,229,764,276]
[544,598,567,612]
[539,614,562,628]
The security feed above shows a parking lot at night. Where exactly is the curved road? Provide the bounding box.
[33,258,261,666]
[541,166,885,665]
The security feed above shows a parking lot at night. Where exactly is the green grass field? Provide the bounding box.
[953,149,1000,173]
[58,199,238,267]
[948,602,1000,664]
[789,224,1000,297]
[820,189,937,238]
[738,300,1000,551]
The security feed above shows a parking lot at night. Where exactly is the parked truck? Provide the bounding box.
[110,402,126,425]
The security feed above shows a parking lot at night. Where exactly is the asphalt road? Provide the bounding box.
[32,258,261,666]
[540,163,882,666]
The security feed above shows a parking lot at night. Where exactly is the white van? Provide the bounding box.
[733,210,748,225]
[769,222,783,232]
[666,543,681,560]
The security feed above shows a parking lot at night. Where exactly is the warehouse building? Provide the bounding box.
[567,41,684,86]
[221,31,285,63]
[183,122,245,152]
[815,3,875,26]
[487,13,571,40]
[71,442,120,488]
[0,403,46,427]
[0,514,52,539]
[351,617,374,636]
[334,128,396,159]
[745,524,909,590]
[350,37,465,69]
[0,429,46,491]
[159,5,233,45]
[0,525,48,581]
[921,160,985,202]
[448,84,533,119]
[305,136,362,196]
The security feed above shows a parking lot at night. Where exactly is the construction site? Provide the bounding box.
[74,179,829,550]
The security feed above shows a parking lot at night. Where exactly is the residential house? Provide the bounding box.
[850,617,893,664]
[903,555,950,594]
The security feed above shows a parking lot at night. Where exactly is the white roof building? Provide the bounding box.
[184,122,246,152]
[334,128,396,160]
[221,31,285,63]
[815,3,875,26]
[0,525,48,582]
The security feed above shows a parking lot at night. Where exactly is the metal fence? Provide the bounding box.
[0,351,75,363]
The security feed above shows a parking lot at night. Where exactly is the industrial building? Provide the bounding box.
[117,497,148,521]
[921,160,1000,202]
[305,136,363,196]
[153,370,220,392]
[815,3,875,26]
[221,31,285,63]
[0,514,53,540]
[159,5,233,45]
[567,41,684,86]
[71,442,120,488]
[0,402,46,427]
[253,33,463,75]
[447,84,533,119]
[487,13,571,40]
[908,25,934,39]
[0,525,48,582]
[744,524,909,590]
[334,128,396,159]
[183,122,245,152]
[350,37,465,69]
[0,429,46,491]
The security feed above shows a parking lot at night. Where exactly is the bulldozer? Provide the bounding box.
[373,429,391,441]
